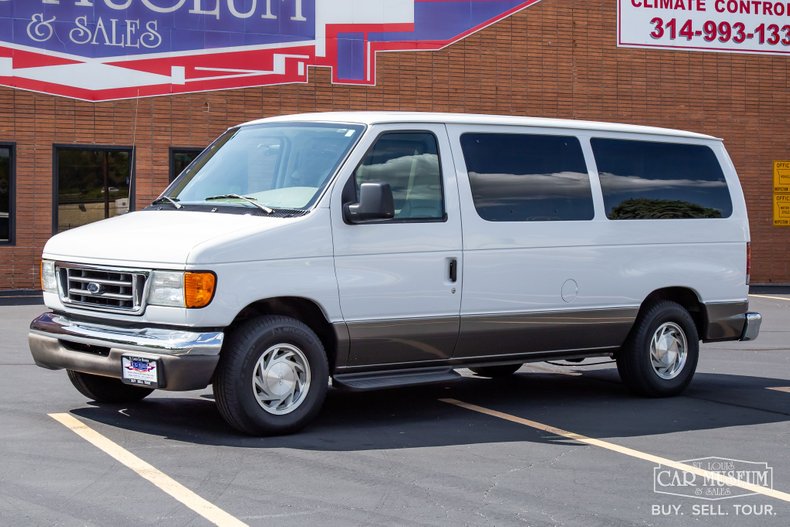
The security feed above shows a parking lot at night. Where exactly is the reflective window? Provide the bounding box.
[169,148,203,182]
[460,133,593,221]
[0,144,13,243]
[55,147,133,233]
[591,138,732,219]
[169,123,363,212]
[353,132,444,221]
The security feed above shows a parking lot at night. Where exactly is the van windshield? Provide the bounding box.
[164,122,364,212]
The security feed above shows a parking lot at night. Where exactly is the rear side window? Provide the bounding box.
[460,133,594,221]
[591,138,732,219]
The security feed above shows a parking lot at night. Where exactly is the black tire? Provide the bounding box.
[616,301,699,397]
[67,370,154,403]
[469,364,522,378]
[213,316,329,436]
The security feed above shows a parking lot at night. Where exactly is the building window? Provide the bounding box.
[170,147,204,182]
[55,146,134,233]
[460,133,594,222]
[591,138,733,219]
[0,143,14,244]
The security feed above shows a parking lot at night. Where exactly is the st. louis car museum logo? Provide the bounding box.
[0,0,542,101]
[654,457,773,501]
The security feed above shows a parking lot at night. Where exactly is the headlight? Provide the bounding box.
[148,271,216,309]
[41,260,57,293]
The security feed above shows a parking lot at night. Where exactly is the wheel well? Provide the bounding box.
[229,297,338,371]
[639,287,705,337]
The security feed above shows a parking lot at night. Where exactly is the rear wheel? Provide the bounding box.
[67,370,153,403]
[469,364,522,378]
[616,301,699,397]
[213,316,328,436]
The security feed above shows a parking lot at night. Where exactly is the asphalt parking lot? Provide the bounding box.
[1,295,788,526]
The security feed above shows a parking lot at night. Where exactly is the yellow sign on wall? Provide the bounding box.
[774,161,790,226]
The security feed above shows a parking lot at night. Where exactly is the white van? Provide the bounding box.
[29,112,761,435]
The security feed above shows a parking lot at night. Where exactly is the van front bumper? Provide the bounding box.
[29,312,223,391]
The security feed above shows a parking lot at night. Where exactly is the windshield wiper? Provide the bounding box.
[151,196,182,209]
[204,194,274,214]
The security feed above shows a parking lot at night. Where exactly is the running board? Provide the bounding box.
[332,367,462,391]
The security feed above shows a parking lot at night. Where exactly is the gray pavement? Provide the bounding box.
[1,297,788,526]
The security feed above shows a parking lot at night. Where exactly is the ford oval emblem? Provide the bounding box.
[86,282,103,295]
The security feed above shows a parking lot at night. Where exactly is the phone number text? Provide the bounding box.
[650,17,790,45]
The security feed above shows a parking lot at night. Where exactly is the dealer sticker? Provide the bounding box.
[121,356,160,388]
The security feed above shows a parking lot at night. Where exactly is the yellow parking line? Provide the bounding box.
[768,387,790,393]
[749,294,790,302]
[49,413,248,527]
[440,399,790,503]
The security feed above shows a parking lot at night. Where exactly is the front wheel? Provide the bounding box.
[213,316,329,436]
[616,301,699,397]
[67,370,153,403]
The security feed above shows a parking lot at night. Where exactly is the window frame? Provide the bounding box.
[344,129,448,225]
[52,144,136,235]
[169,146,205,183]
[0,142,15,246]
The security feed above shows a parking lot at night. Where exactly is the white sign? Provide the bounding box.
[618,0,790,56]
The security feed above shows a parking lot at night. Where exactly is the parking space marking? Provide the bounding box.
[440,398,790,503]
[768,387,790,393]
[749,294,790,302]
[49,413,248,527]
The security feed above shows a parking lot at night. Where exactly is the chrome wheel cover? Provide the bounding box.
[649,322,688,380]
[252,343,311,415]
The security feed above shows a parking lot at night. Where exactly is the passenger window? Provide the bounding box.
[460,133,594,221]
[591,138,732,219]
[353,132,444,221]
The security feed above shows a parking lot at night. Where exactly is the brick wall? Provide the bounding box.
[0,0,787,288]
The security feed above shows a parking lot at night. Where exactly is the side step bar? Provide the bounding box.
[333,367,462,391]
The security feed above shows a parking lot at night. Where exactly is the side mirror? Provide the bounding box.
[344,182,395,223]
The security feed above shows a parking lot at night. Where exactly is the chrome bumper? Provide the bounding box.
[29,312,224,391]
[740,312,762,341]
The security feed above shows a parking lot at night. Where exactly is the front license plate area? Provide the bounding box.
[121,356,161,388]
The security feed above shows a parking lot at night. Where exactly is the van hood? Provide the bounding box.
[43,210,288,267]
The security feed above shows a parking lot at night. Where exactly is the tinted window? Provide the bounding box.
[354,132,444,221]
[0,144,12,243]
[592,139,732,219]
[56,147,133,233]
[170,148,203,182]
[460,133,593,221]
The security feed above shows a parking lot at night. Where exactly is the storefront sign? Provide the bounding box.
[774,161,790,226]
[618,0,790,56]
[0,0,542,101]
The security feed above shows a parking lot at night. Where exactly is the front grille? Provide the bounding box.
[57,263,149,314]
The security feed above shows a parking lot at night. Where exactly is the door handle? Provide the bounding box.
[449,258,458,283]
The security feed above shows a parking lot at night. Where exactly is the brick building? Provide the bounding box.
[0,0,788,289]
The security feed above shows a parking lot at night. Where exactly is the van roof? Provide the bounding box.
[241,111,720,141]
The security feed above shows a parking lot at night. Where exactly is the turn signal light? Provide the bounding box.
[184,272,216,308]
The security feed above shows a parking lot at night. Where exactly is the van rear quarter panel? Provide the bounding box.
[447,125,750,321]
